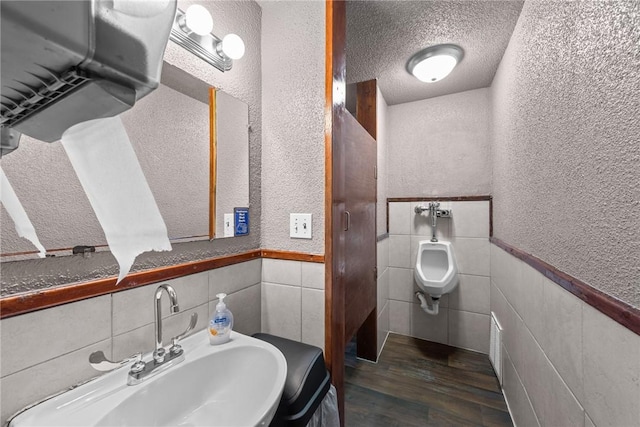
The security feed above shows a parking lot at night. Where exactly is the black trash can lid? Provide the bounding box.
[253,333,330,424]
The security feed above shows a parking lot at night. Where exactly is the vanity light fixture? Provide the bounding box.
[183,4,213,36]
[406,44,464,83]
[169,5,245,72]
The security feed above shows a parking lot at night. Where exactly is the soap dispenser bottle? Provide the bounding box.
[209,293,234,345]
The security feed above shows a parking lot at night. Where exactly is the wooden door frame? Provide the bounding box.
[324,2,378,423]
[324,0,346,423]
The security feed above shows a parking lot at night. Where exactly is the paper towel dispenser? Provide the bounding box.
[0,0,177,156]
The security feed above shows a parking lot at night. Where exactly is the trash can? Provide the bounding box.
[252,333,338,427]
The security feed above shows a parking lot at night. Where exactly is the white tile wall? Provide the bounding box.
[448,274,490,314]
[411,303,448,344]
[262,282,302,341]
[541,276,584,402]
[209,259,261,296]
[260,259,325,350]
[491,243,640,427]
[1,296,111,375]
[387,200,491,354]
[449,201,490,238]
[0,259,263,425]
[262,258,302,286]
[377,237,390,359]
[388,235,411,268]
[302,288,324,349]
[1,340,111,425]
[389,299,411,336]
[582,303,640,427]
[388,202,411,235]
[377,267,389,316]
[388,267,415,302]
[112,272,209,335]
[519,326,547,422]
[114,304,209,361]
[503,350,540,427]
[585,414,596,427]
[301,262,325,290]
[224,283,261,336]
[451,237,491,276]
[448,309,490,353]
[377,301,390,356]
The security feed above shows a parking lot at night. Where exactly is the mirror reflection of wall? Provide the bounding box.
[0,62,250,261]
[214,91,249,238]
[123,69,211,243]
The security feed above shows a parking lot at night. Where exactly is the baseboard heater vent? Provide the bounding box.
[489,312,503,385]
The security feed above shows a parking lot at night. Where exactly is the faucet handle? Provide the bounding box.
[170,312,198,352]
[89,351,142,372]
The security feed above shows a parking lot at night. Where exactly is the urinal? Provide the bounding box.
[414,240,458,315]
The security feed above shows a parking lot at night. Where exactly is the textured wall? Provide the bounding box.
[1,0,262,294]
[491,1,640,307]
[376,85,388,236]
[261,1,325,254]
[387,88,491,197]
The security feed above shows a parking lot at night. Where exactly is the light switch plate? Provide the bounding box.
[224,213,234,237]
[290,213,312,239]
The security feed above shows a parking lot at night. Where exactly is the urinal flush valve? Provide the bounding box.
[413,202,453,242]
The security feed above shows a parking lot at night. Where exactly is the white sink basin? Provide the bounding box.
[9,331,287,427]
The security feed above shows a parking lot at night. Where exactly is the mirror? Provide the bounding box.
[0,62,249,260]
[213,90,250,238]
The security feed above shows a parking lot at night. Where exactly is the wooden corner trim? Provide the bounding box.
[0,249,323,320]
[491,237,640,336]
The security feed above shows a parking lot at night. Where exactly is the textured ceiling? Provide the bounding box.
[346,0,524,105]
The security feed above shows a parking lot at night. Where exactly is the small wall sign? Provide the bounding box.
[234,207,249,236]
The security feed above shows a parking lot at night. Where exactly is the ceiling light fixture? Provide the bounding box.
[170,5,245,72]
[406,44,464,83]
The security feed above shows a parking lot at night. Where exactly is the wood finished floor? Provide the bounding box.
[345,333,513,427]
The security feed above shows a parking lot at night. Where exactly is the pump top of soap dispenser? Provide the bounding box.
[216,293,227,310]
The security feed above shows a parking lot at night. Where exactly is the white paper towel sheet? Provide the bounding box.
[62,116,171,283]
[0,167,47,258]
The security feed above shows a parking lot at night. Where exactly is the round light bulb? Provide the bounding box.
[185,4,213,36]
[221,34,245,60]
[411,54,458,83]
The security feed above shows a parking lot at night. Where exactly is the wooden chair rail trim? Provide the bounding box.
[261,250,324,263]
[491,237,640,336]
[388,195,492,202]
[387,195,493,237]
[0,249,324,319]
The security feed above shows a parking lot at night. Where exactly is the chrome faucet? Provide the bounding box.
[89,283,198,386]
[126,284,198,385]
[153,284,179,363]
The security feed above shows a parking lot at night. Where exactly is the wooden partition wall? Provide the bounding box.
[325,2,378,424]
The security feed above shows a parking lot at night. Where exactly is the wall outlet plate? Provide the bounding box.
[290,213,312,239]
